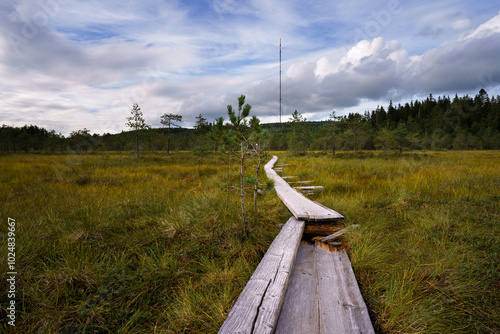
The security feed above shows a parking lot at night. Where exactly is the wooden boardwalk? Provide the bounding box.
[264,156,343,222]
[219,217,305,334]
[219,156,374,334]
[276,243,374,333]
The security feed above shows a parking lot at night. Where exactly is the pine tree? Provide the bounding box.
[329,111,338,156]
[160,113,182,154]
[288,110,308,155]
[224,95,259,233]
[126,103,150,158]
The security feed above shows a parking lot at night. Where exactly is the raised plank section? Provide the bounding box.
[275,242,375,334]
[265,156,343,222]
[321,225,359,242]
[218,217,305,334]
[294,186,325,192]
[303,223,340,237]
[287,181,313,185]
[274,243,318,334]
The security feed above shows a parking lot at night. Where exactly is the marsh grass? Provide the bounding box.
[282,151,499,333]
[0,152,286,333]
[1,151,498,333]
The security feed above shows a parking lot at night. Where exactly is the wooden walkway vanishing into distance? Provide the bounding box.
[264,156,344,222]
[219,156,374,334]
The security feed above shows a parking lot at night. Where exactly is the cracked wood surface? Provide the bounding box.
[264,156,343,222]
[275,243,375,334]
[218,217,305,334]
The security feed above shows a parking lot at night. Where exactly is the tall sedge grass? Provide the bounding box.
[0,152,285,333]
[282,151,499,333]
[1,151,498,333]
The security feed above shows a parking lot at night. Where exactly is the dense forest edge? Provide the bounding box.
[2,89,500,154]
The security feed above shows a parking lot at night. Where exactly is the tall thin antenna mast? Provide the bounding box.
[279,38,282,124]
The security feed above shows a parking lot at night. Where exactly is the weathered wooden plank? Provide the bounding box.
[321,225,359,242]
[287,181,312,185]
[303,223,341,237]
[252,218,305,333]
[320,228,347,242]
[275,243,375,334]
[295,186,325,192]
[327,242,343,247]
[336,249,374,334]
[275,243,318,334]
[221,156,371,334]
[316,246,351,333]
[219,217,305,334]
[265,156,343,222]
[316,246,375,334]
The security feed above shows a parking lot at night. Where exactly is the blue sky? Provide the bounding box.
[1,0,499,135]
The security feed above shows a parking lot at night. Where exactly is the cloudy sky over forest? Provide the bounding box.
[1,0,499,135]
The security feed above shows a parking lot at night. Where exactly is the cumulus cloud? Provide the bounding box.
[244,12,500,119]
[465,10,500,39]
[0,0,499,134]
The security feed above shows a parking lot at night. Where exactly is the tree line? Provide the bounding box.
[1,89,499,154]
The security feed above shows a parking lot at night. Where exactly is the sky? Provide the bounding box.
[1,0,500,136]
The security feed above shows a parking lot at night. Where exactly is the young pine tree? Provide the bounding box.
[288,110,308,155]
[160,113,182,154]
[126,103,150,158]
[223,95,258,233]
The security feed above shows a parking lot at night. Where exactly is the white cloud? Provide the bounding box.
[452,18,473,31]
[465,10,500,39]
[244,11,500,119]
[0,0,499,135]
[340,37,385,68]
[315,57,337,79]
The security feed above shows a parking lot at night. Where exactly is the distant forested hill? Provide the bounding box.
[2,89,499,153]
